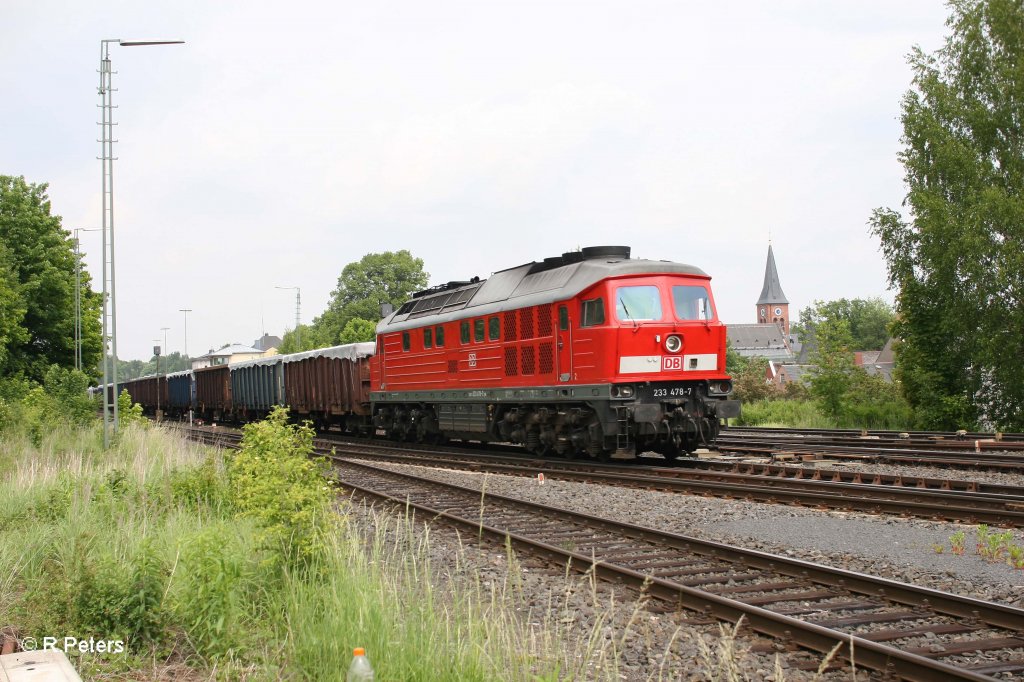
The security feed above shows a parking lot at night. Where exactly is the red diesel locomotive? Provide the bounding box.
[370,246,739,460]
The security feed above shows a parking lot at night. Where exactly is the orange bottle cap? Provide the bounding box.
[353,647,365,656]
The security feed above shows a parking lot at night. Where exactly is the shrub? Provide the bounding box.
[228,406,338,570]
[117,389,146,429]
[170,457,228,510]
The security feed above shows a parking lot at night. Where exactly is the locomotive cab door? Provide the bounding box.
[376,335,386,388]
[556,304,572,381]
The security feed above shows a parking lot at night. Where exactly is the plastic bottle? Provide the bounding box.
[346,647,375,681]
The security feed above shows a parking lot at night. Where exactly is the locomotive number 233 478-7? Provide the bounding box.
[652,386,693,398]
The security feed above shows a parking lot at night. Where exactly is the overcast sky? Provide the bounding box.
[2,1,950,361]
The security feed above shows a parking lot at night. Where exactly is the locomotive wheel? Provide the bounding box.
[529,442,551,457]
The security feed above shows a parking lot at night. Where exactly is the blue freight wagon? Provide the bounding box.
[167,370,195,416]
[230,355,284,420]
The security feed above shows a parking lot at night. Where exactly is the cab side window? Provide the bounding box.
[581,298,605,327]
[558,305,569,331]
[402,331,411,351]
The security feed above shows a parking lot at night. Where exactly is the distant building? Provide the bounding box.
[728,242,896,385]
[855,337,896,382]
[253,333,282,355]
[771,362,814,387]
[727,323,795,362]
[191,343,265,370]
[728,243,796,362]
[756,243,790,336]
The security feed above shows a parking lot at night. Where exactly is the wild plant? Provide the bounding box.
[976,525,990,557]
[1008,545,1024,570]
[949,530,966,555]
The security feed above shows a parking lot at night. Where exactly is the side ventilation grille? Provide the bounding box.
[519,308,534,340]
[539,343,554,375]
[520,346,536,375]
[504,347,518,376]
[538,304,552,336]
[503,312,517,341]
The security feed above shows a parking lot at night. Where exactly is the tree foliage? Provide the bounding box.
[113,352,192,381]
[0,176,102,381]
[283,251,428,353]
[0,243,29,372]
[730,356,776,404]
[869,0,1024,430]
[808,319,857,420]
[338,318,377,345]
[792,298,894,352]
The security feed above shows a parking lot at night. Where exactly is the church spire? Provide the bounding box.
[757,244,788,305]
[755,244,790,336]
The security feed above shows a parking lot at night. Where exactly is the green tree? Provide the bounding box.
[0,176,102,381]
[0,243,29,373]
[792,298,894,351]
[730,357,776,404]
[338,318,377,344]
[278,324,328,354]
[809,319,856,421]
[869,0,1024,430]
[725,340,749,376]
[312,251,428,345]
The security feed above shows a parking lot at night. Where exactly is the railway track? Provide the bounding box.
[184,426,1024,527]
[185,425,1024,678]
[725,426,1024,444]
[328,458,1024,680]
[715,434,1024,472]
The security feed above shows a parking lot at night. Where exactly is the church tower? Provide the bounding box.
[756,244,790,336]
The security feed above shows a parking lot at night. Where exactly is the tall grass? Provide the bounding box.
[2,419,699,679]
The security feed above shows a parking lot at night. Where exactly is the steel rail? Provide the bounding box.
[326,457,1017,681]
[724,426,1024,443]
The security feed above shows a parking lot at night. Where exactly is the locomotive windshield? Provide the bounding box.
[672,284,714,321]
[615,285,663,322]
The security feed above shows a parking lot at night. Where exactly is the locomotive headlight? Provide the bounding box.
[709,381,733,395]
[664,334,682,353]
[611,385,635,398]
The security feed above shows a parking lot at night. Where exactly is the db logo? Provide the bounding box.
[663,356,683,371]
[468,353,477,368]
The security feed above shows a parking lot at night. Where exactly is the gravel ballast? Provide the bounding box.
[341,455,1024,679]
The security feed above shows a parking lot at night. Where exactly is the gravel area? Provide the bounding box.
[356,459,1024,609]
[344,454,1024,675]
[346,494,876,680]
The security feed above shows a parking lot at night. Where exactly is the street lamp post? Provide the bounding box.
[161,327,170,361]
[98,37,184,449]
[73,227,101,371]
[276,286,301,348]
[179,308,192,357]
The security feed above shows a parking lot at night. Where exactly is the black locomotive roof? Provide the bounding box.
[379,248,708,332]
